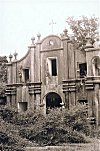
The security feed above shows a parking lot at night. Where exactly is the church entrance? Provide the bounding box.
[46,92,62,113]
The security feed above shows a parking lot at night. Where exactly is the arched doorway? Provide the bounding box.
[46,92,62,112]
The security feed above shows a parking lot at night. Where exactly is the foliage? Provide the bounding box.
[0,56,8,82]
[66,16,99,49]
[63,105,90,135]
[0,105,94,149]
[0,106,17,122]
[0,56,8,96]
[0,107,34,150]
[0,131,16,146]
[19,106,90,146]
[91,127,100,139]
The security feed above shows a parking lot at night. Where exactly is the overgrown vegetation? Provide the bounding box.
[0,104,98,150]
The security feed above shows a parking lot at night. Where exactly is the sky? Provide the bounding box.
[0,0,100,59]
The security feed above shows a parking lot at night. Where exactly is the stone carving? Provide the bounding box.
[18,66,22,82]
[93,36,100,48]
[92,57,100,76]
[46,62,50,77]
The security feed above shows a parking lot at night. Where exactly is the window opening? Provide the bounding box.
[78,99,88,105]
[23,69,29,82]
[47,58,57,76]
[79,63,87,78]
[51,59,57,76]
[0,96,7,105]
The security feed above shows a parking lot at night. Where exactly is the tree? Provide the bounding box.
[66,16,99,49]
[0,56,8,96]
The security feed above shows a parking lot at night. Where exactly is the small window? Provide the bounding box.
[79,63,87,78]
[47,58,57,76]
[23,69,29,82]
[78,99,88,105]
[51,59,57,76]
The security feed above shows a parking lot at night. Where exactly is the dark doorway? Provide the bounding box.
[79,63,87,78]
[0,96,7,105]
[46,92,62,111]
[23,69,29,82]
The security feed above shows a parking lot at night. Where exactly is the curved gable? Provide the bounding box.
[41,35,62,51]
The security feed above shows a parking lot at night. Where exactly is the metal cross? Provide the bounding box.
[49,20,56,33]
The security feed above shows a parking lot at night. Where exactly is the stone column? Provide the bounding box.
[12,62,17,83]
[7,95,11,107]
[98,89,100,125]
[94,84,99,126]
[29,94,35,111]
[36,94,41,110]
[65,92,69,110]
[92,62,96,76]
[62,29,69,80]
[13,52,18,83]
[7,54,13,84]
[22,85,27,102]
[10,87,16,107]
[7,63,12,84]
[35,33,41,82]
[28,36,36,83]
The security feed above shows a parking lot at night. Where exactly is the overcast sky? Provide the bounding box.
[0,0,99,59]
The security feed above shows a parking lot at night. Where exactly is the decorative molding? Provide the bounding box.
[28,83,41,95]
[6,87,16,95]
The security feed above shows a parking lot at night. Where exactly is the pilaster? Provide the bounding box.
[28,82,41,111]
[28,44,36,83]
[7,63,12,84]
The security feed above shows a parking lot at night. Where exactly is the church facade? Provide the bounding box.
[6,29,100,126]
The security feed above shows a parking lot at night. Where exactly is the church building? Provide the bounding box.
[6,29,100,126]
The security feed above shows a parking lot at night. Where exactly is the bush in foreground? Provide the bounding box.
[19,105,91,146]
[0,104,92,148]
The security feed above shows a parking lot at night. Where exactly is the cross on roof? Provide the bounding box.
[49,20,56,33]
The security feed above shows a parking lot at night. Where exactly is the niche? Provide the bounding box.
[18,102,28,112]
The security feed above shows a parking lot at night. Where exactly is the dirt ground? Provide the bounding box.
[26,140,100,151]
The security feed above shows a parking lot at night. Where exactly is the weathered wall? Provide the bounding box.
[6,32,100,125]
